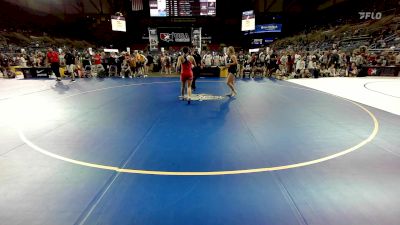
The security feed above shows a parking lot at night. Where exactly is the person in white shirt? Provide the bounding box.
[19,55,27,67]
[295,55,304,71]
[280,53,288,69]
[299,59,306,77]
[307,57,316,78]
[355,54,364,67]
[328,64,337,77]
[222,53,228,67]
[259,51,266,64]
[350,53,356,64]
[213,53,221,66]
[319,52,328,66]
[203,52,213,67]
[59,52,66,67]
[265,53,270,66]
[395,53,400,65]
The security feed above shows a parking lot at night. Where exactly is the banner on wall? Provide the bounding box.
[252,39,263,45]
[192,28,202,52]
[148,28,158,51]
[254,24,282,33]
[264,37,274,44]
[244,24,282,35]
[157,27,191,46]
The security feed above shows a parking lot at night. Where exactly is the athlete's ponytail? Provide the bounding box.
[182,47,190,64]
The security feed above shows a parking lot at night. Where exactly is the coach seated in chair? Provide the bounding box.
[252,55,264,78]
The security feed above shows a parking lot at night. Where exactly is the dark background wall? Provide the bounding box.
[0,0,398,48]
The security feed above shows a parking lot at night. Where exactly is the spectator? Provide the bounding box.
[287,53,294,74]
[159,53,166,74]
[203,52,213,67]
[307,57,317,78]
[101,52,108,75]
[19,54,27,67]
[82,51,91,70]
[64,49,76,81]
[348,62,359,77]
[213,52,221,66]
[59,51,65,66]
[164,53,171,75]
[121,55,132,78]
[330,50,339,68]
[355,53,365,68]
[145,52,154,74]
[135,51,147,76]
[93,52,102,65]
[46,48,61,81]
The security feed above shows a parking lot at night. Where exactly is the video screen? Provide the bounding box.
[150,0,216,17]
[111,16,126,32]
[241,10,255,31]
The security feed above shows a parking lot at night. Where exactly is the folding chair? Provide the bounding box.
[108,65,118,77]
[84,65,92,78]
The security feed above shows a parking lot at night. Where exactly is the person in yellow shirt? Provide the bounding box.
[135,51,148,77]
[129,53,137,77]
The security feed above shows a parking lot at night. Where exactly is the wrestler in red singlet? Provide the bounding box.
[180,56,193,82]
[177,47,196,104]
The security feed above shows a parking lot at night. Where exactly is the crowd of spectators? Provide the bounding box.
[1,44,399,80]
[0,46,231,79]
[235,47,400,79]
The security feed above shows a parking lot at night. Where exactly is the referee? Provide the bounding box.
[191,49,202,91]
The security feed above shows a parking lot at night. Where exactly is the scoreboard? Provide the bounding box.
[150,0,216,17]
